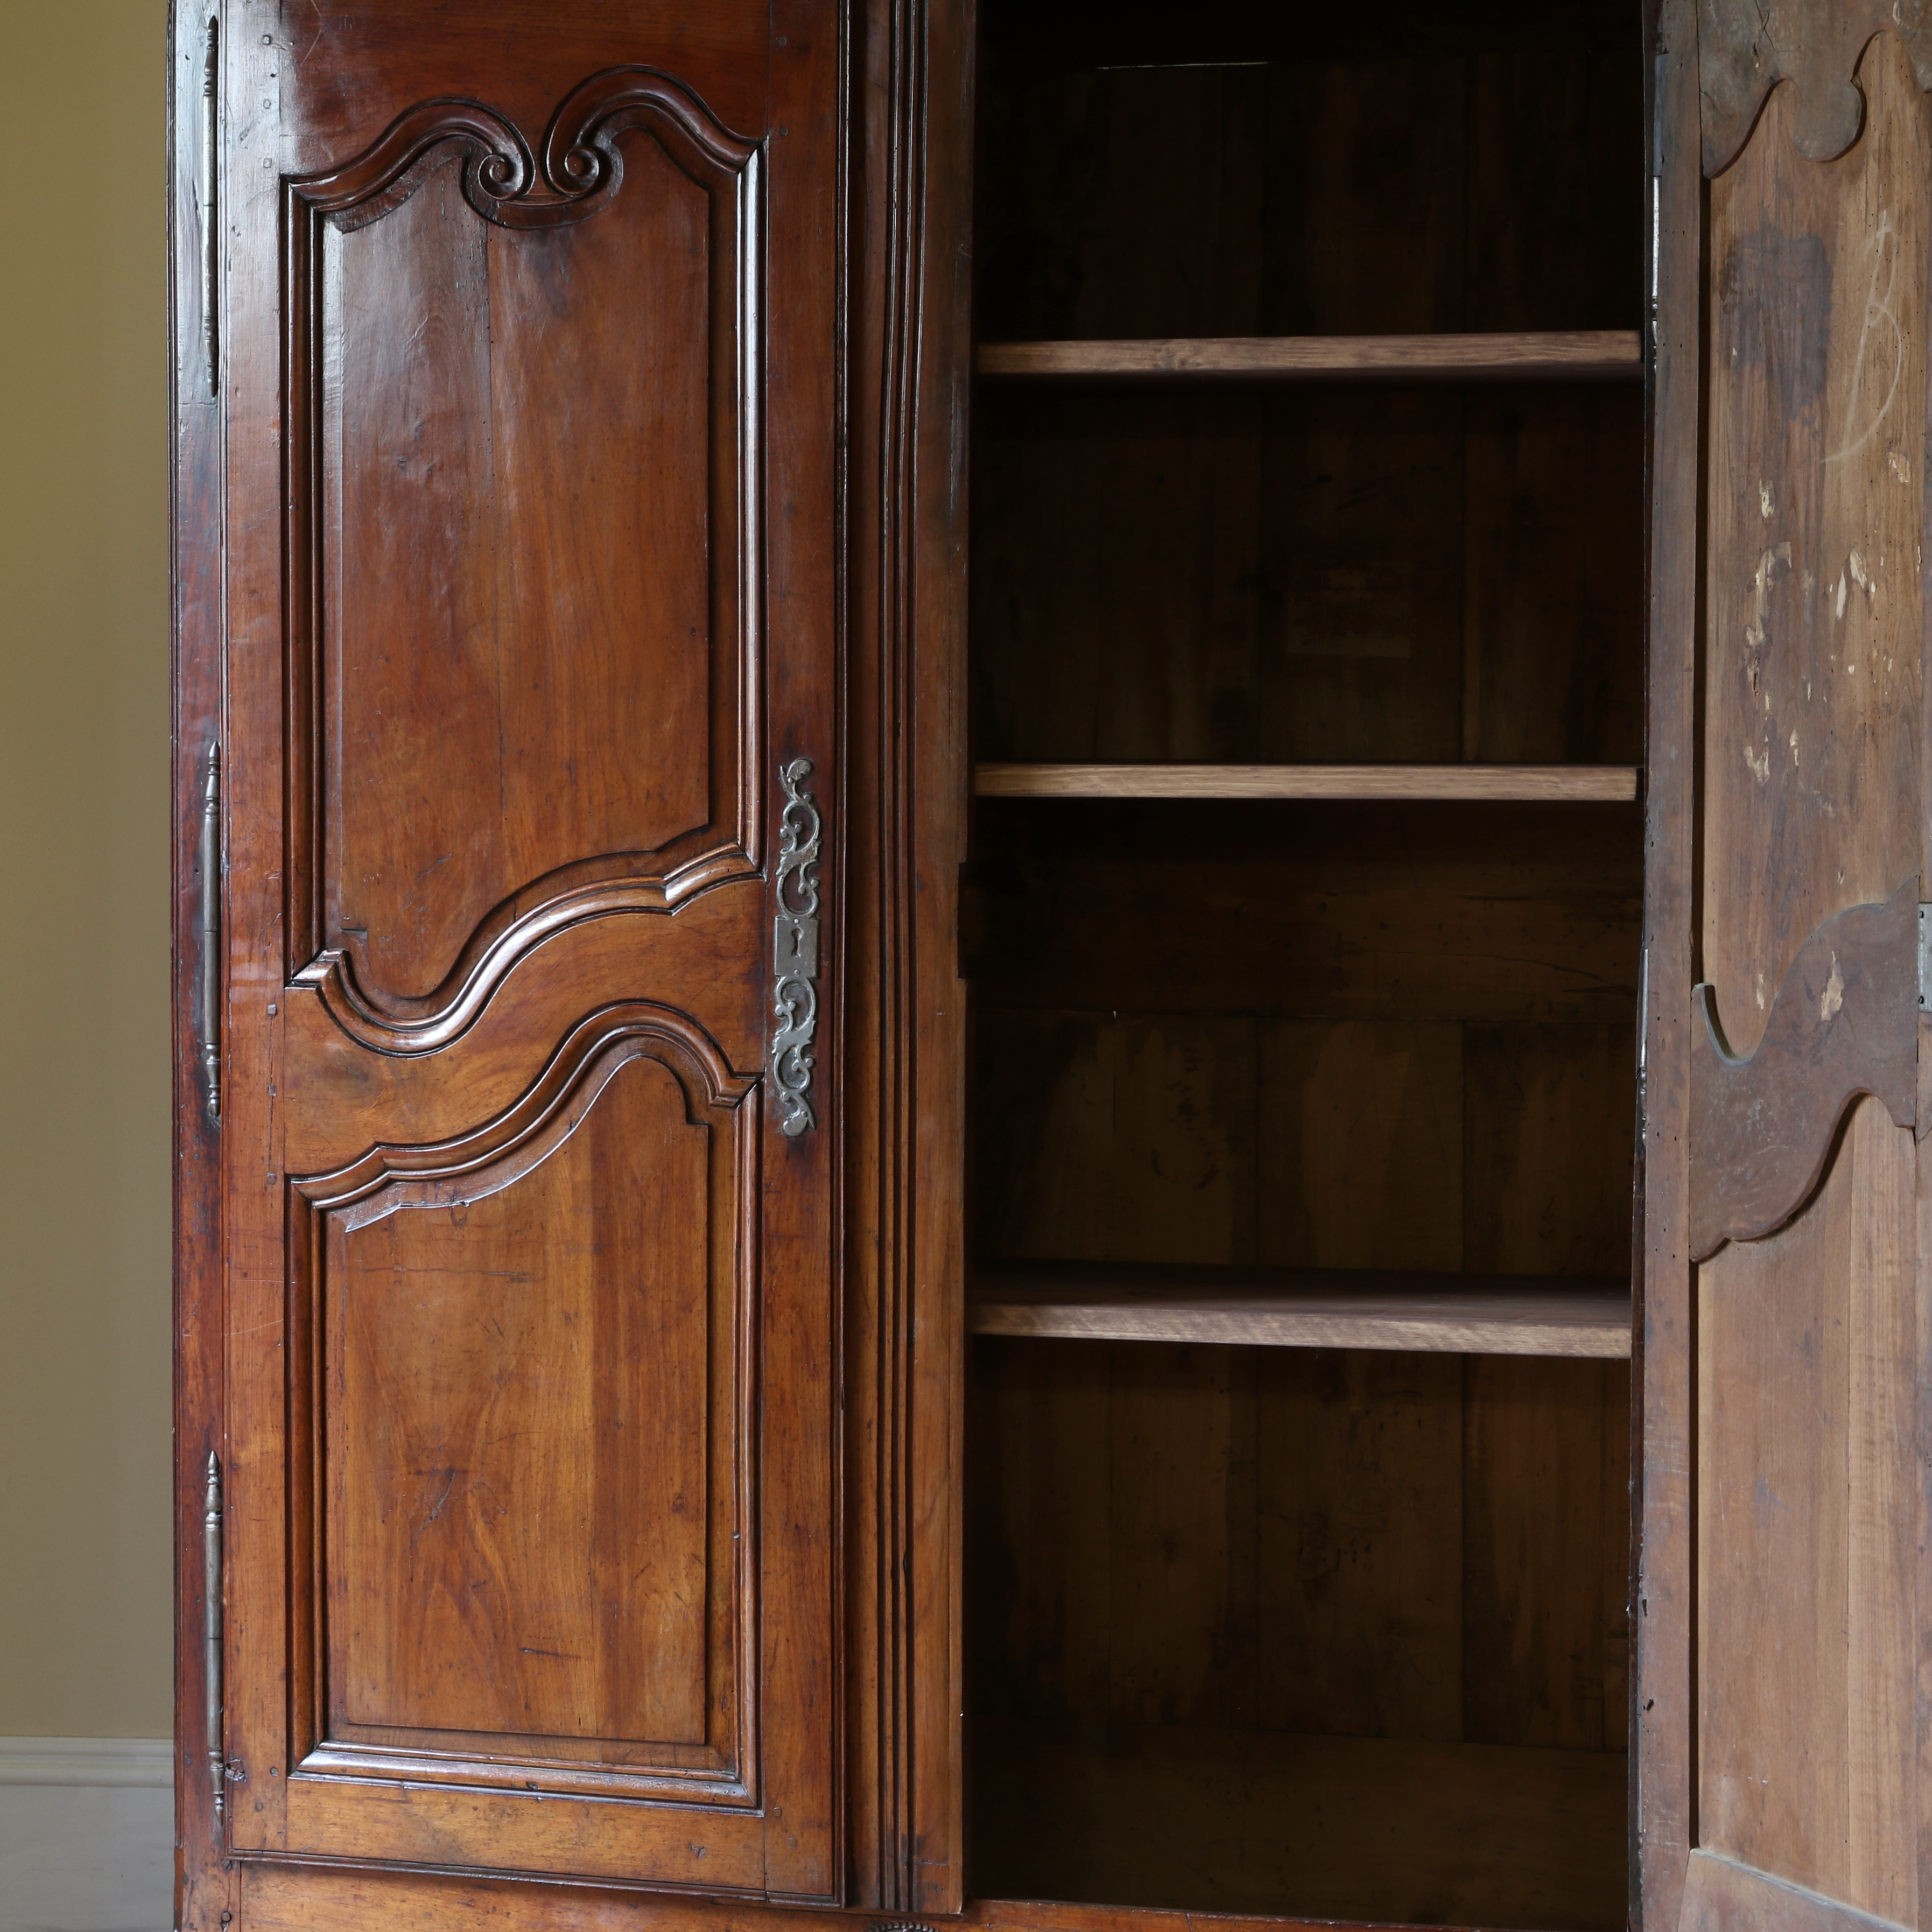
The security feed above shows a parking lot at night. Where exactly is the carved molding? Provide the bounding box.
[285,68,760,230]
[293,861,747,1058]
[283,72,764,1050]
[286,999,757,1804]
[1688,877,1917,1261]
[1699,3,1932,176]
[293,1001,752,1215]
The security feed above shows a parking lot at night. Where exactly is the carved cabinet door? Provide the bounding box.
[1645,9,1932,1931]
[178,0,840,1908]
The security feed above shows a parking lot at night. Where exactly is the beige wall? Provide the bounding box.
[0,0,172,1739]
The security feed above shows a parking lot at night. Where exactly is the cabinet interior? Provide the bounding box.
[961,2,1645,1927]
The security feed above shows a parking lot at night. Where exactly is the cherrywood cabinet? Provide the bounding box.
[169,2,1932,1929]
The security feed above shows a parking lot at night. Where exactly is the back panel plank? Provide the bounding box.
[968,799,1644,1026]
[969,1719,1626,1931]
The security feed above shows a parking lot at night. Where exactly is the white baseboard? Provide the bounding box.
[0,1739,172,1932]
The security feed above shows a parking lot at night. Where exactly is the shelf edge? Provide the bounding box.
[974,764,1642,802]
[975,330,1644,383]
[972,1301,1633,1360]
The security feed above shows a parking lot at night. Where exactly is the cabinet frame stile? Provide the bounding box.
[172,0,234,1923]
[1635,0,1703,1926]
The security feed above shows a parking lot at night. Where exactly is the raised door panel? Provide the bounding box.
[1645,18,1932,1932]
[300,1024,751,1787]
[204,0,839,1903]
[292,75,760,1039]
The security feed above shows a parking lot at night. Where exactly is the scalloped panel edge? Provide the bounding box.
[1688,875,1917,1261]
[1701,5,1932,177]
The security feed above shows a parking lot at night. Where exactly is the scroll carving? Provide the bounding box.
[1699,2,1932,176]
[1688,877,1918,1261]
[284,68,759,231]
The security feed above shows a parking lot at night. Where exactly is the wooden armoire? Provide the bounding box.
[168,1,1932,1928]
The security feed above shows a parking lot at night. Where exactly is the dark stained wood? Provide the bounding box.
[1633,2,1703,1924]
[973,5,1640,343]
[968,799,1643,1025]
[964,12,1649,805]
[185,0,845,1901]
[970,1333,1633,1919]
[975,332,1643,383]
[172,0,1680,1923]
[1464,1357,1631,1751]
[1463,389,1646,763]
[969,1718,1627,1931]
[1463,36,1645,332]
[1689,880,1918,1260]
[968,384,1273,765]
[1259,1019,1465,1270]
[236,1863,1443,1931]
[1104,1342,1256,1728]
[969,380,1643,770]
[1464,1023,1639,1280]
[1249,388,1467,765]
[901,0,978,1906]
[974,1261,1632,1356]
[971,1905,1420,1932]
[305,118,738,1016]
[846,0,976,1908]
[312,1037,744,1769]
[1256,1349,1466,1744]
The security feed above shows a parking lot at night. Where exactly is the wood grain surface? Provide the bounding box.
[967,798,1643,1025]
[974,763,1640,800]
[1688,31,1930,1931]
[1634,3,1703,1923]
[193,0,842,1901]
[970,1718,1626,1931]
[972,1260,1631,1357]
[969,387,1642,774]
[174,0,1666,1923]
[976,330,1642,382]
[240,1865,1453,1932]
[971,1332,1632,1916]
[1689,880,1917,1260]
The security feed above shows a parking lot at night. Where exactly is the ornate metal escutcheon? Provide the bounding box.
[771,758,822,1136]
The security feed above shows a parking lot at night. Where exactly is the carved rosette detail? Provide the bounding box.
[770,760,823,1138]
[1700,2,1932,175]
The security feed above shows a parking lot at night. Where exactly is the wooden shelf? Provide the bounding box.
[975,762,1640,803]
[973,1262,1632,1359]
[975,330,1643,384]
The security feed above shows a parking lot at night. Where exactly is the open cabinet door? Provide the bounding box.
[173,1,842,1919]
[1645,8,1932,1930]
